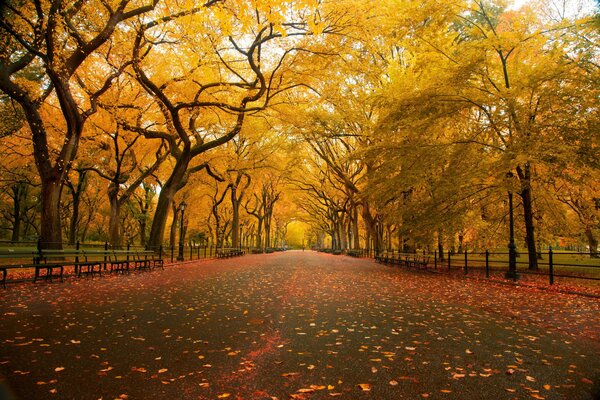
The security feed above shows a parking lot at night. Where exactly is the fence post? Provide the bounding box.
[464,251,468,275]
[549,247,554,285]
[159,245,163,260]
[170,244,174,263]
[434,250,437,270]
[127,242,130,263]
[190,243,193,260]
[485,250,489,278]
[448,250,451,270]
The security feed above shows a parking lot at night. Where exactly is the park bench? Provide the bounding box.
[216,248,245,258]
[73,250,104,277]
[0,249,38,288]
[131,250,164,270]
[376,252,430,270]
[0,247,164,288]
[402,254,430,269]
[107,249,163,273]
[347,249,368,258]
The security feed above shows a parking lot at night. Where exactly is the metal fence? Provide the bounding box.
[374,248,600,287]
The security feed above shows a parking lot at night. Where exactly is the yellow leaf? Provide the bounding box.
[217,394,230,398]
[158,368,168,373]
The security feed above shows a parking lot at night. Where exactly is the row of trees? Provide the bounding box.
[1,0,598,261]
[292,0,599,264]
[0,0,360,249]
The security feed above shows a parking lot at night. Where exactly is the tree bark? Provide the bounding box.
[517,164,538,270]
[352,204,360,250]
[169,202,179,249]
[10,183,26,242]
[108,187,121,249]
[39,177,64,249]
[147,152,191,251]
[437,231,445,261]
[585,227,599,258]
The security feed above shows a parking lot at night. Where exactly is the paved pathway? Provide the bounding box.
[1,251,599,399]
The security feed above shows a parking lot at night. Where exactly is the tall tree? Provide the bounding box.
[0,0,158,248]
[124,1,355,250]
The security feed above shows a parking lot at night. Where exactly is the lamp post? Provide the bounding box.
[177,201,187,261]
[505,173,518,280]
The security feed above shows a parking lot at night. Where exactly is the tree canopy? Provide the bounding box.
[1,0,598,258]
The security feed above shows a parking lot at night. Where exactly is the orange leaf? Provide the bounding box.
[358,383,372,391]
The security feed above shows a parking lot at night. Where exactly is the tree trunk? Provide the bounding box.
[68,190,80,245]
[39,177,64,249]
[147,152,191,250]
[256,218,263,249]
[517,164,538,270]
[352,205,360,250]
[264,219,271,249]
[10,183,25,242]
[585,227,599,258]
[170,204,179,249]
[361,202,376,252]
[231,188,240,248]
[108,186,121,248]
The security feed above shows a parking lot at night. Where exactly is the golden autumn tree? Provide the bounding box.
[0,0,159,248]
[372,0,598,264]
[119,0,358,250]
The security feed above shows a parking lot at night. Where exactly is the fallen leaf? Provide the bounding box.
[358,383,372,391]
[54,367,64,372]
[158,368,168,373]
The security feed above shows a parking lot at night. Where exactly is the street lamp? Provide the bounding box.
[177,201,187,261]
[505,173,518,280]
